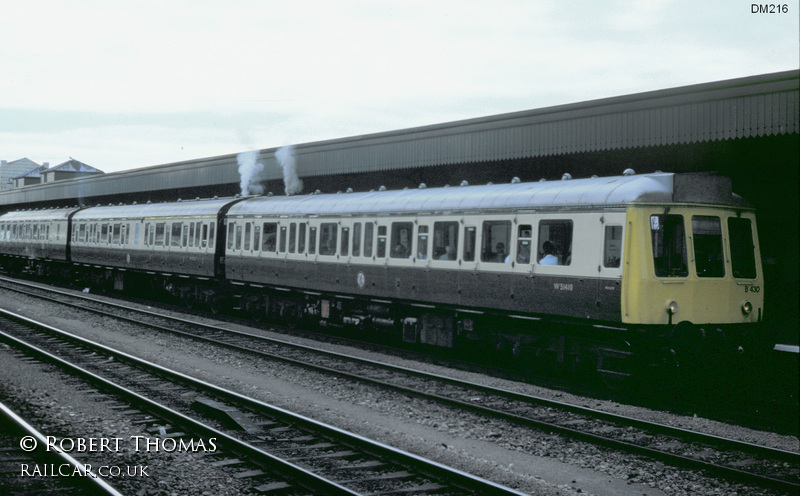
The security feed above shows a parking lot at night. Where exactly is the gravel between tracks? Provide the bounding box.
[1,287,796,496]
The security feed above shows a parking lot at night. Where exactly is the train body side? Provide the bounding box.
[223,209,626,324]
[0,208,80,263]
[68,199,241,281]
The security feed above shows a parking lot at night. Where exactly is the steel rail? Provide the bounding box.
[3,277,800,493]
[0,401,125,496]
[0,308,528,496]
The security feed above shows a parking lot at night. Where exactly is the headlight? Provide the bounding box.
[667,300,679,315]
[742,301,752,315]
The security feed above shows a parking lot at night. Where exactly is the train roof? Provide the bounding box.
[71,197,240,221]
[229,172,748,217]
[0,207,81,221]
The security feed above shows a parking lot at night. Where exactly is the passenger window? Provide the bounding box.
[341,226,350,256]
[262,223,277,252]
[227,223,235,249]
[364,223,374,257]
[134,224,140,246]
[320,223,337,255]
[417,225,429,260]
[298,223,306,254]
[170,223,182,247]
[309,226,317,255]
[235,225,243,250]
[253,225,261,251]
[433,221,458,261]
[279,226,287,252]
[603,225,622,268]
[692,216,724,277]
[201,224,209,248]
[377,225,387,258]
[352,223,362,257]
[289,223,296,253]
[244,223,252,251]
[538,220,572,266]
[651,215,687,277]
[155,223,165,246]
[390,222,412,258]
[182,224,189,247]
[208,223,215,248]
[78,224,86,242]
[194,222,202,247]
[188,223,195,247]
[517,224,532,264]
[481,220,511,263]
[728,217,756,279]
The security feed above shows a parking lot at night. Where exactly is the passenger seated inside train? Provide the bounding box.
[516,241,531,263]
[539,241,558,265]
[438,245,454,260]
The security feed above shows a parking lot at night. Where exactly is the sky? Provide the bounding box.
[1,0,798,174]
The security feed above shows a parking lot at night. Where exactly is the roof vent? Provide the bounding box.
[379,185,387,191]
[132,201,137,205]
[346,188,353,193]
[234,194,241,198]
[213,196,219,199]
[539,178,547,182]
[486,182,493,186]
[511,177,520,184]
[562,173,572,181]
[403,186,409,190]
[444,184,450,188]
[419,183,427,189]
[147,200,152,204]
[268,192,274,197]
[195,197,200,201]
[177,198,182,202]
[623,168,635,176]
[314,189,321,195]
[460,180,469,187]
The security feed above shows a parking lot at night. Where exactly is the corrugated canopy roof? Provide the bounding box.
[0,70,796,206]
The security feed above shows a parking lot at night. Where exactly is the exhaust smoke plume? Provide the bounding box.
[236,150,265,196]
[276,145,303,196]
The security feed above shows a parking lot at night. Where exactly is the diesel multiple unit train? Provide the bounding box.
[0,171,768,382]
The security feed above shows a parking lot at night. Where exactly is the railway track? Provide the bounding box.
[0,308,527,495]
[0,400,124,496]
[2,277,799,493]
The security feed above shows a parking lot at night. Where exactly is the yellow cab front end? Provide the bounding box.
[622,203,767,363]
